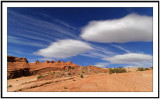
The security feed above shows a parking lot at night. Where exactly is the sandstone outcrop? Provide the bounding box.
[66,61,72,64]
[35,60,40,64]
[7,56,30,79]
[8,56,28,63]
[29,60,79,75]
[51,60,54,63]
[57,60,60,63]
[45,60,50,63]
[7,56,79,78]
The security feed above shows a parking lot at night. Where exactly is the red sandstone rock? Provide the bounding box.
[62,61,65,63]
[35,60,40,64]
[7,56,28,63]
[45,60,50,63]
[66,61,72,64]
[7,56,80,79]
[7,56,30,79]
[51,60,54,63]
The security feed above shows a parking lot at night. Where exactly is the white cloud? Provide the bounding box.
[95,63,109,68]
[34,39,93,59]
[81,13,152,43]
[103,53,152,64]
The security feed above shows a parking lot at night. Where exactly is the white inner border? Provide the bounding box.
[2,2,159,98]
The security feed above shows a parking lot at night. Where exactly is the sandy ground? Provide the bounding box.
[7,69,152,92]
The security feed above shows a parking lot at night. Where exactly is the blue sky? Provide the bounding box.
[7,7,153,68]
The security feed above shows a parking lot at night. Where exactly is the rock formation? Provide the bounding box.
[7,56,30,79]
[51,60,54,63]
[7,56,79,78]
[8,56,28,63]
[45,60,50,63]
[66,61,72,64]
[57,60,60,63]
[35,60,40,64]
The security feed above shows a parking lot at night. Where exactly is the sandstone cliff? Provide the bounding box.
[7,56,30,79]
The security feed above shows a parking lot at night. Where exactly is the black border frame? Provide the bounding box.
[1,1,159,98]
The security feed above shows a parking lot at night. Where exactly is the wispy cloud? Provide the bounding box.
[80,44,117,59]
[8,49,33,56]
[8,10,79,41]
[112,44,131,53]
[8,35,47,48]
[41,13,78,31]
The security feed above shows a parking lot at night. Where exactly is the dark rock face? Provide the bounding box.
[7,68,30,79]
[7,56,28,63]
[7,56,30,79]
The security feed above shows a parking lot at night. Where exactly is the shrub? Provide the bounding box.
[37,75,45,79]
[80,74,83,78]
[137,67,150,71]
[18,89,22,91]
[64,86,68,89]
[51,72,55,75]
[137,67,145,71]
[8,85,12,88]
[71,67,75,69]
[150,67,153,69]
[144,68,150,70]
[109,67,127,74]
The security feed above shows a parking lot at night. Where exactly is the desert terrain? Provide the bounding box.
[7,56,153,92]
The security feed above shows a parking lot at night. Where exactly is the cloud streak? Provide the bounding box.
[112,45,131,53]
[8,10,79,42]
[8,35,47,48]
